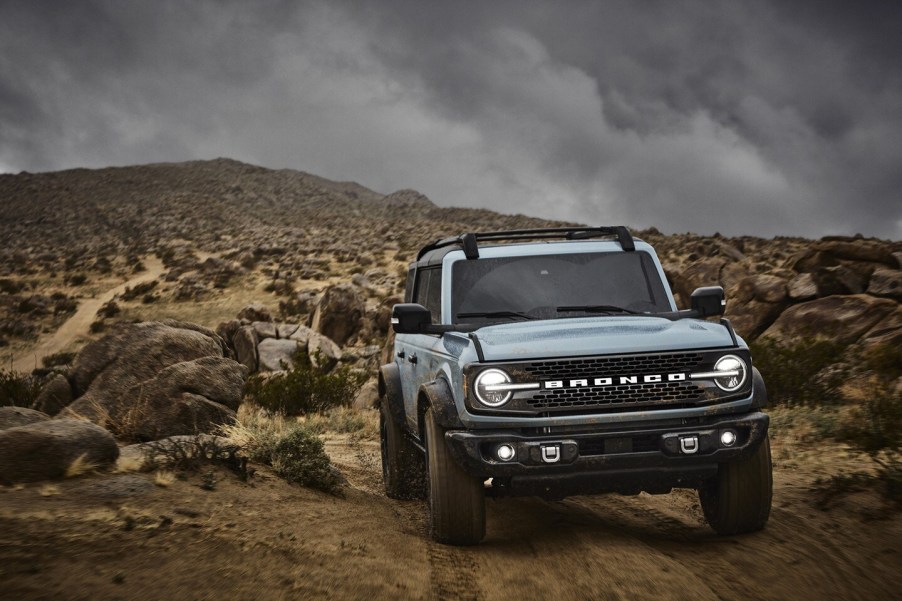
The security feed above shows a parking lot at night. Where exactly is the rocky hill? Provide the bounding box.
[1,158,899,388]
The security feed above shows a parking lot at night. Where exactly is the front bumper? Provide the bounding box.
[445,411,769,499]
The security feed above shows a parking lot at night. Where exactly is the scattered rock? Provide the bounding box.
[0,406,50,431]
[761,294,899,345]
[0,419,118,484]
[308,331,342,372]
[258,338,302,371]
[352,379,379,411]
[252,321,278,340]
[811,265,870,296]
[813,240,898,266]
[787,273,818,301]
[237,303,273,322]
[232,326,259,373]
[33,373,74,415]
[867,268,902,300]
[310,283,365,346]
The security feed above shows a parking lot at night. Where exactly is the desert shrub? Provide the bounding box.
[222,409,343,495]
[861,343,902,382]
[259,427,343,495]
[140,435,246,476]
[97,300,120,319]
[750,337,849,405]
[42,351,76,368]
[121,280,158,301]
[245,354,366,416]
[0,368,42,407]
[66,273,88,286]
[836,387,901,501]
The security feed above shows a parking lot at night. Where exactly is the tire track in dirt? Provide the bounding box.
[428,543,483,601]
[469,497,722,601]
[11,255,165,372]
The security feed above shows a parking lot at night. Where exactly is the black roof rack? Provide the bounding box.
[416,226,635,260]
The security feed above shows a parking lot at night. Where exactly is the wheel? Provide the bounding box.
[699,435,773,535]
[380,401,425,499]
[424,407,485,545]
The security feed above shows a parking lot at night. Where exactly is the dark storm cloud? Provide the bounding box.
[1,0,900,238]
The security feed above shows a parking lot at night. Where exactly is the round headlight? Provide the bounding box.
[713,355,747,392]
[474,369,513,407]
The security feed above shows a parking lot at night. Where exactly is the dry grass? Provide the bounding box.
[114,452,147,474]
[153,471,177,487]
[65,454,98,478]
[39,484,60,497]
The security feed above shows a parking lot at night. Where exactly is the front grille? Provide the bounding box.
[528,380,706,410]
[522,352,704,379]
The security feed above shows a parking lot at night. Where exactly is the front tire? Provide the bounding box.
[425,407,485,545]
[380,401,425,499]
[699,435,773,535]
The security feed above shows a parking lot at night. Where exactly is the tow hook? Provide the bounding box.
[541,444,561,463]
[679,435,699,455]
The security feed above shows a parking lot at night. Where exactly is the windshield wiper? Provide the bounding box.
[457,311,536,321]
[556,305,641,315]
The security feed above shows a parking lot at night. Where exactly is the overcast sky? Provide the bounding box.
[1,1,900,239]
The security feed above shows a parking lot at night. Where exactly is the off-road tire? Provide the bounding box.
[699,435,773,535]
[425,407,485,545]
[380,401,425,499]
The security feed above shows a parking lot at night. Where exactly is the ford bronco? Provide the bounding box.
[379,227,771,545]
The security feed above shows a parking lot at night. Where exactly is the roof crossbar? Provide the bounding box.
[416,226,635,260]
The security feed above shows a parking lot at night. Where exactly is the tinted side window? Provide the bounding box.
[414,267,442,324]
[404,267,416,303]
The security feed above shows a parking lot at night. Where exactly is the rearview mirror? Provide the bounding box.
[391,303,432,334]
[690,286,726,317]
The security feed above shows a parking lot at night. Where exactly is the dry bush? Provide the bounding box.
[65,454,98,478]
[0,368,42,408]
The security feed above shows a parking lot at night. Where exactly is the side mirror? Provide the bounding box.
[391,303,432,334]
[690,286,726,317]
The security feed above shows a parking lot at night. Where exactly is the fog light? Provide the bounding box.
[720,430,737,447]
[496,444,516,462]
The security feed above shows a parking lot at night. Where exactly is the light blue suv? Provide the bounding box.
[379,227,771,545]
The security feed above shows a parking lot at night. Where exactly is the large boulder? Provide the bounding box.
[237,303,273,322]
[867,268,902,300]
[0,419,118,484]
[33,373,74,415]
[761,295,899,345]
[69,320,227,397]
[812,240,899,267]
[308,331,343,372]
[0,407,50,431]
[62,356,247,441]
[671,259,726,301]
[58,322,247,441]
[310,283,366,346]
[232,326,259,372]
[257,338,302,371]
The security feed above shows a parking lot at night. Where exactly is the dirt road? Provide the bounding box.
[0,432,898,601]
[11,256,166,373]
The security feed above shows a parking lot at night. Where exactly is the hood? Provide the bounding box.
[471,316,737,362]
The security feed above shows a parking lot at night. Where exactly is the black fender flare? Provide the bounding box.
[751,366,768,409]
[417,378,464,439]
[378,363,406,426]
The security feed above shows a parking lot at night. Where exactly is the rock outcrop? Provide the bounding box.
[57,321,247,441]
[0,419,118,484]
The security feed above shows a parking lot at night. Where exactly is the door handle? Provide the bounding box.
[408,354,418,364]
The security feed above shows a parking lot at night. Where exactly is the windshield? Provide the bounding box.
[452,251,671,324]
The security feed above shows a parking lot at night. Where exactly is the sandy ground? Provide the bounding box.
[10,257,166,373]
[1,428,898,601]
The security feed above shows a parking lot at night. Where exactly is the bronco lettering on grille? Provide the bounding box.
[543,373,687,389]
